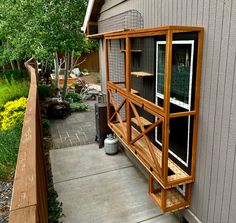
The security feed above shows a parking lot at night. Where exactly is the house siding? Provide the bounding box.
[97,0,236,222]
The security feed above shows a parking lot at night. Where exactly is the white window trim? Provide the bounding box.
[155,40,195,167]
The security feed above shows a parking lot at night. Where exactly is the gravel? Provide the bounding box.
[0,181,12,223]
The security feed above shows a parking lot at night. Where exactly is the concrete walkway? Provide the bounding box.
[50,100,180,223]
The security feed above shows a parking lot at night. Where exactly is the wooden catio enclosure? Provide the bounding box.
[104,26,204,212]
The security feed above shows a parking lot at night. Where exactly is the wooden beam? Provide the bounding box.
[130,102,162,174]
[162,30,173,184]
[104,26,204,38]
[107,81,165,117]
[169,111,196,118]
[125,36,131,142]
[109,98,126,122]
[9,206,37,223]
[161,188,167,212]
[186,183,192,204]
[191,30,204,180]
[109,90,126,136]
[130,119,162,145]
[9,59,48,223]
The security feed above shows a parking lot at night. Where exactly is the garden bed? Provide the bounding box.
[50,73,77,88]
[0,70,29,223]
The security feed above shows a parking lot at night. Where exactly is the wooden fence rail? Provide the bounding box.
[9,58,48,223]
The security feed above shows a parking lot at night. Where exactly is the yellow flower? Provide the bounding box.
[0,97,27,131]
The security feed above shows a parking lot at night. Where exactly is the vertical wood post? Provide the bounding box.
[126,36,131,142]
[191,30,204,180]
[162,30,173,185]
[186,183,192,204]
[161,188,167,211]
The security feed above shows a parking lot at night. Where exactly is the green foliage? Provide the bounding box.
[0,0,96,66]
[96,76,100,84]
[41,117,64,222]
[42,118,50,136]
[70,102,89,111]
[65,92,82,103]
[48,187,64,223]
[0,124,22,181]
[0,69,28,82]
[82,68,88,73]
[0,76,29,109]
[38,84,51,99]
[0,97,27,131]
[72,82,83,88]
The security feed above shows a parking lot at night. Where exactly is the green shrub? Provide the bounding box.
[70,102,89,111]
[42,118,50,136]
[0,124,22,181]
[65,92,82,103]
[48,187,64,223]
[38,84,51,99]
[0,97,27,131]
[0,69,28,82]
[0,77,29,109]
[82,68,88,73]
[96,76,100,83]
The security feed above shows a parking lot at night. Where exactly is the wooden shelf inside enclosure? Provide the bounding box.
[120,49,142,53]
[131,71,154,77]
[131,116,152,127]
[131,89,139,94]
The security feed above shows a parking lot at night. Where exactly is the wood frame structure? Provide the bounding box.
[104,26,204,212]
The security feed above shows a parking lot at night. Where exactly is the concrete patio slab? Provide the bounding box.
[50,143,180,223]
[55,167,161,223]
[141,213,180,223]
[50,144,132,184]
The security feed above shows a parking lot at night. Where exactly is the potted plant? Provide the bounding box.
[73,82,83,93]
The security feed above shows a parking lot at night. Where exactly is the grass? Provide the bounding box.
[0,78,29,109]
[0,124,22,181]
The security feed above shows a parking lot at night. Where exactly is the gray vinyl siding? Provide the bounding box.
[97,0,236,222]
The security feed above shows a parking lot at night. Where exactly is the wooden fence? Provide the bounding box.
[9,58,48,223]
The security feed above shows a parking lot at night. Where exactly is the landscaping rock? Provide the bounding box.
[0,181,12,223]
[40,98,71,119]
[47,100,70,119]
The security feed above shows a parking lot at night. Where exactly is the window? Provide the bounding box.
[155,40,195,168]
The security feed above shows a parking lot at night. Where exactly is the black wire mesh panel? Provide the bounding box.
[107,39,126,118]
[98,10,144,33]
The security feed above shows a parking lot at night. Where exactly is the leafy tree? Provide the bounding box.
[0,0,97,96]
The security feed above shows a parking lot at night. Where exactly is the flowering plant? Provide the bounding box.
[0,97,27,131]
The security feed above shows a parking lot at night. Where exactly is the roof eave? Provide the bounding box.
[82,0,96,33]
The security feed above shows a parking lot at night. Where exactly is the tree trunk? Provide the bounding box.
[16,60,21,71]
[62,51,70,99]
[54,52,60,93]
[44,59,49,74]
[10,61,15,70]
[70,50,74,71]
